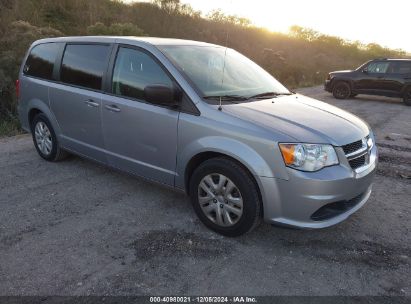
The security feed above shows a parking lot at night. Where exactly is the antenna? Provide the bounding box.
[218,0,233,111]
[218,27,230,111]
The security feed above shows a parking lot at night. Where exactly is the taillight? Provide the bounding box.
[15,79,20,99]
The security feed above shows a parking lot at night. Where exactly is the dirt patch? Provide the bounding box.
[130,229,232,261]
[377,143,411,153]
[378,154,411,166]
[0,226,37,248]
[279,239,410,270]
[376,148,411,180]
[376,166,411,180]
[376,159,411,180]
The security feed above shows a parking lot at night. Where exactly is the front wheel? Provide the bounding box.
[404,88,411,106]
[189,157,262,237]
[332,82,351,99]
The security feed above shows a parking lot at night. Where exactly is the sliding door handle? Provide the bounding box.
[84,99,99,107]
[105,104,121,113]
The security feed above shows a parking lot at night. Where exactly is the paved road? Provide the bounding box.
[0,87,410,296]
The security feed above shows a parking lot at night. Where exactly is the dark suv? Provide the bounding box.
[325,59,411,106]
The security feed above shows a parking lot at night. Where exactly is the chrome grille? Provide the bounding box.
[342,137,371,170]
[342,140,363,155]
[349,154,366,169]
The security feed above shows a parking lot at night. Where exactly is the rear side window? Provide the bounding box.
[112,47,173,101]
[23,43,61,80]
[398,62,411,74]
[61,44,110,90]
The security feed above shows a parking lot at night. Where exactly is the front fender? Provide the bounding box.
[175,135,282,189]
[330,77,355,89]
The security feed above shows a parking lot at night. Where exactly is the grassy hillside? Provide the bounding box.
[0,0,408,136]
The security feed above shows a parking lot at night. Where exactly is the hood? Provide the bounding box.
[223,94,370,146]
[331,70,354,74]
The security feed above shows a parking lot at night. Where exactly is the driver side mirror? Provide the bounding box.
[362,68,368,74]
[144,84,181,107]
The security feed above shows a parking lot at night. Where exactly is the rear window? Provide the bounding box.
[23,43,61,80]
[60,44,110,90]
[387,61,411,74]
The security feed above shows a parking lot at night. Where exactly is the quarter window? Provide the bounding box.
[23,43,61,80]
[112,47,173,101]
[61,44,110,90]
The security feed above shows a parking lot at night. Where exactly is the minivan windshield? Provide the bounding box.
[159,46,291,102]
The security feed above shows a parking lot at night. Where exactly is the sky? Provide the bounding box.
[126,0,411,52]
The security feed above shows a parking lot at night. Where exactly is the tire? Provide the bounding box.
[403,87,411,106]
[189,157,262,237]
[332,82,351,99]
[31,113,68,161]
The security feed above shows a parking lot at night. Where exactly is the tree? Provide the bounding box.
[289,25,319,41]
[207,9,251,27]
[153,0,181,14]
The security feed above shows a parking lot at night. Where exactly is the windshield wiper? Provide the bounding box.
[202,95,248,104]
[248,92,294,99]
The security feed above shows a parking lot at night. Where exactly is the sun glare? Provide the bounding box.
[176,0,411,52]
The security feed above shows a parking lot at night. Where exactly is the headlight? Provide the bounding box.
[366,136,374,150]
[279,143,339,171]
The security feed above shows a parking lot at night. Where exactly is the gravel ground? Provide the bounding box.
[0,86,410,296]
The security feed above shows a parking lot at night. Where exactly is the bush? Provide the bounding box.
[0,21,62,119]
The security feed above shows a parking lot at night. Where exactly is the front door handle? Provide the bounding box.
[84,99,99,107]
[105,104,121,113]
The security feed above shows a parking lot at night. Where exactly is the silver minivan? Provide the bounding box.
[18,37,377,236]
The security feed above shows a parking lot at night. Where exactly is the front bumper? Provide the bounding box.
[324,80,332,92]
[259,144,377,229]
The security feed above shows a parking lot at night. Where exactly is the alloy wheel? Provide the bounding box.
[335,85,349,99]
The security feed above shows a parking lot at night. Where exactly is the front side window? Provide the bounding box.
[60,44,110,90]
[367,62,389,74]
[24,43,61,80]
[112,47,173,101]
[159,45,290,101]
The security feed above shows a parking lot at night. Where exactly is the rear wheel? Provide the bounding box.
[332,82,351,99]
[31,113,68,161]
[404,88,411,106]
[189,157,262,237]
